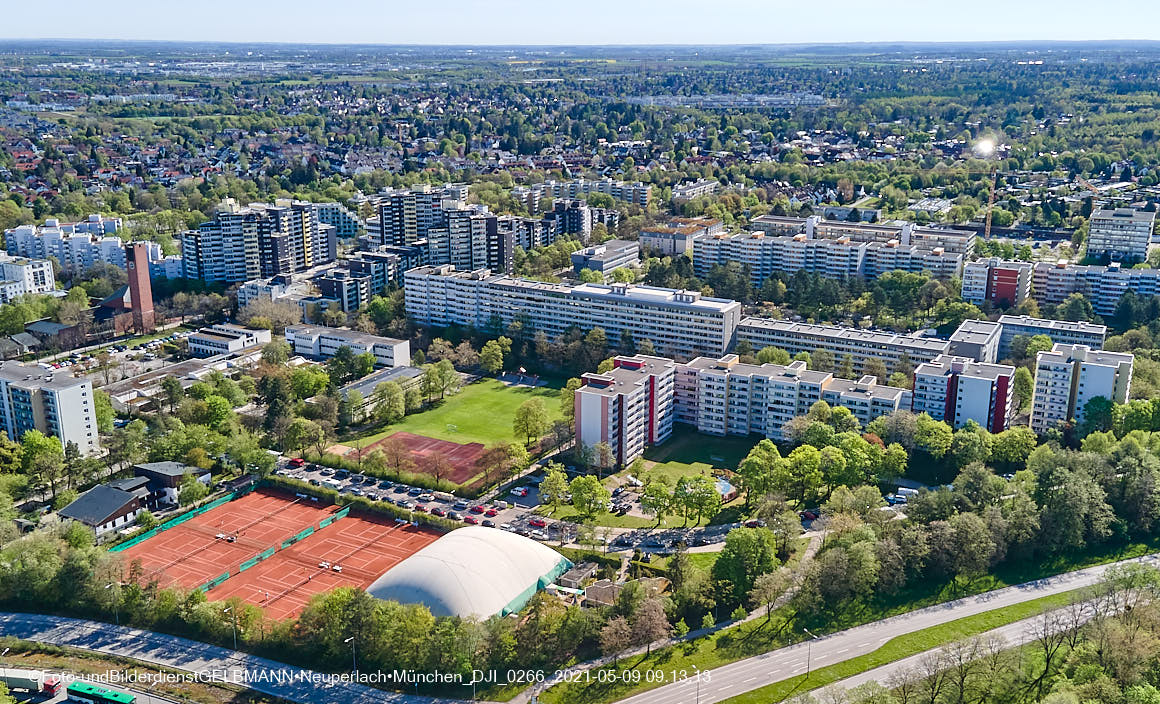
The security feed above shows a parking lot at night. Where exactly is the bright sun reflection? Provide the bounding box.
[975,138,996,157]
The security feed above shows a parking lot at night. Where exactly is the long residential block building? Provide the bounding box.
[0,361,99,454]
[692,229,962,285]
[1030,343,1133,433]
[404,265,742,360]
[734,318,950,375]
[749,215,977,254]
[512,178,651,214]
[674,354,910,441]
[574,355,675,467]
[961,257,1034,307]
[966,257,1160,316]
[912,355,1016,432]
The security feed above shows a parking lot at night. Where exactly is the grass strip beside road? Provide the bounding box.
[717,590,1075,704]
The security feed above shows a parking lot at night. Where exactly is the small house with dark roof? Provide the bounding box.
[58,484,142,536]
[134,461,209,505]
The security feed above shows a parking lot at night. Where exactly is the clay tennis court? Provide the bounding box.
[361,431,487,485]
[118,488,339,591]
[208,512,439,619]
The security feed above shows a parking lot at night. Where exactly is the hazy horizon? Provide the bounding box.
[6,0,1160,46]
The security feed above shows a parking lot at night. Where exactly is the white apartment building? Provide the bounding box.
[734,318,950,375]
[404,265,743,360]
[285,325,411,368]
[512,178,652,214]
[1087,208,1157,262]
[188,323,272,357]
[639,218,723,256]
[0,255,54,303]
[1030,343,1134,433]
[0,362,99,454]
[749,215,977,255]
[4,217,178,276]
[671,179,721,202]
[995,315,1106,358]
[912,355,1016,432]
[960,257,1033,307]
[571,239,640,280]
[674,355,909,440]
[692,230,961,285]
[574,355,675,467]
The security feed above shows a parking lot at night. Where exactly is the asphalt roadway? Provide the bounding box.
[0,613,463,704]
[614,552,1160,704]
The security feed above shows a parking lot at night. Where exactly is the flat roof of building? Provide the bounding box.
[738,318,951,352]
[948,319,1002,346]
[997,315,1107,335]
[0,361,89,390]
[915,354,1014,381]
[682,355,833,384]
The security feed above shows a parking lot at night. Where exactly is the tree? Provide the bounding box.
[600,616,631,662]
[136,510,158,529]
[373,382,406,425]
[513,397,551,446]
[630,598,671,653]
[178,474,209,506]
[261,340,291,365]
[160,376,185,414]
[480,339,506,375]
[560,378,582,423]
[785,445,824,505]
[673,476,721,526]
[992,426,1037,469]
[540,464,570,515]
[749,570,789,621]
[736,439,783,507]
[1082,396,1116,435]
[757,346,791,365]
[285,418,325,455]
[1013,367,1034,411]
[915,413,954,458]
[431,360,460,399]
[712,527,778,597]
[640,476,675,525]
[570,475,611,520]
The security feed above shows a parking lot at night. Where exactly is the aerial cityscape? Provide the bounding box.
[3,5,1160,704]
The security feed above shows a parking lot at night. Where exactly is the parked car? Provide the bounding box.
[469,505,485,514]
[484,508,498,517]
[463,516,478,525]
[482,519,495,528]
[529,517,548,528]
[430,508,446,517]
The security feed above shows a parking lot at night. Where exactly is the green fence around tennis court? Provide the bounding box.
[110,484,258,553]
[198,571,231,592]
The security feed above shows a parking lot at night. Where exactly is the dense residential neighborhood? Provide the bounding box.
[4,25,1160,704]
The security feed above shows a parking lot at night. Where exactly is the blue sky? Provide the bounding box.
[7,0,1160,45]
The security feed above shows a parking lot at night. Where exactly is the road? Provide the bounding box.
[0,612,466,704]
[612,552,1160,704]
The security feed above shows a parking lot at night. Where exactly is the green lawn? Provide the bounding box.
[720,591,1076,704]
[644,430,758,470]
[539,588,1076,704]
[534,534,1160,704]
[345,378,564,447]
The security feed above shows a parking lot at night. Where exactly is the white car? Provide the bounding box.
[499,523,515,532]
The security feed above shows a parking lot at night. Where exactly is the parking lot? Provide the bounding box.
[274,460,579,543]
[274,458,746,554]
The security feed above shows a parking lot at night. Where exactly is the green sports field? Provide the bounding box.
[350,378,564,446]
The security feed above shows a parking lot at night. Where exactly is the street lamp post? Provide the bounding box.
[223,607,237,650]
[803,628,819,678]
[344,636,357,674]
[104,583,119,625]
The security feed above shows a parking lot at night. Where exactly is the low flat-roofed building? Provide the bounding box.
[188,323,272,357]
[285,325,411,368]
[571,239,640,280]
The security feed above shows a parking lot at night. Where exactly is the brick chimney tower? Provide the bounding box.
[125,242,156,334]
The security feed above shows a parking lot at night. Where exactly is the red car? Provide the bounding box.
[414,504,428,513]
[484,508,499,517]
[529,517,547,528]
[463,516,479,524]
[469,505,485,514]
[288,458,306,468]
[430,507,445,517]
